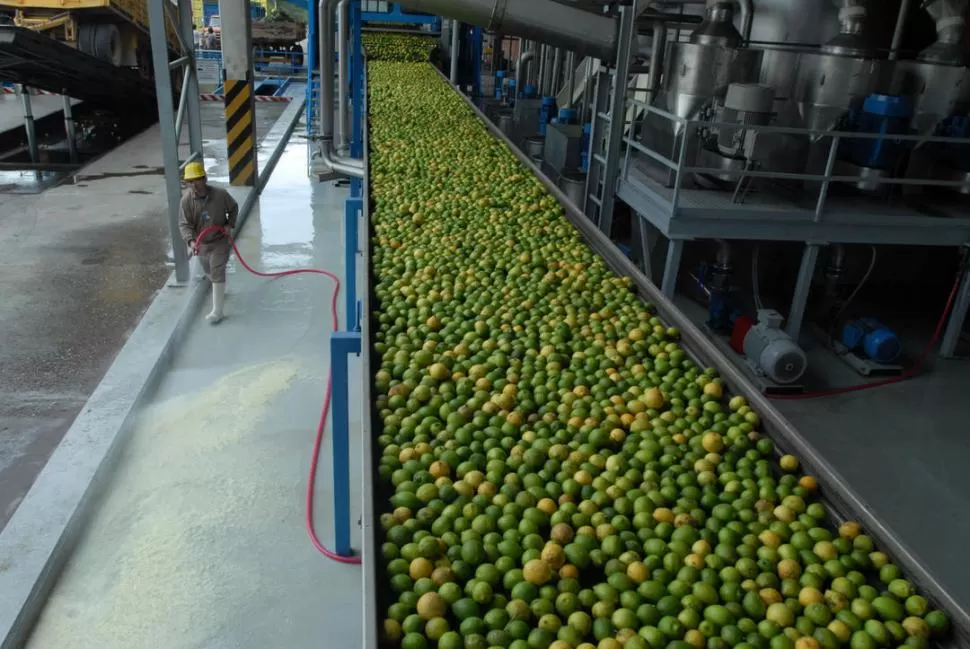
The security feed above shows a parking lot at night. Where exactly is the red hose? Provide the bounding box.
[771,270,963,401]
[194,225,362,565]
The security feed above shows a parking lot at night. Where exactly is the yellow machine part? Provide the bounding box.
[0,0,181,54]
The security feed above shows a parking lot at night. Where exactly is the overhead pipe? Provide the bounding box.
[515,48,535,96]
[393,0,620,61]
[318,0,364,177]
[336,0,348,153]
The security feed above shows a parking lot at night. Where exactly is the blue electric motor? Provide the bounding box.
[494,71,505,100]
[506,78,516,106]
[841,318,902,364]
[523,83,537,99]
[580,123,592,172]
[539,97,556,136]
[845,94,913,170]
[558,108,578,125]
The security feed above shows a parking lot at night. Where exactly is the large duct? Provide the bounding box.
[919,0,969,65]
[821,0,872,57]
[394,0,620,61]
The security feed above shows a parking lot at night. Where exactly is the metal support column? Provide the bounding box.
[330,330,362,558]
[62,96,77,164]
[450,19,460,85]
[19,86,37,163]
[178,0,204,156]
[148,1,190,284]
[584,1,636,236]
[219,0,258,185]
[786,243,821,341]
[941,258,970,358]
[660,238,684,298]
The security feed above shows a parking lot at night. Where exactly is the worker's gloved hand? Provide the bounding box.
[189,240,200,256]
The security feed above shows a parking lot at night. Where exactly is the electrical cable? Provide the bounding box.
[772,267,963,401]
[194,225,362,565]
[826,245,877,350]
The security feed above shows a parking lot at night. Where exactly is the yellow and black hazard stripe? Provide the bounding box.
[224,75,257,186]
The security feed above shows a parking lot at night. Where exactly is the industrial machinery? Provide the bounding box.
[0,0,178,71]
[841,317,903,363]
[0,0,182,105]
[732,309,809,385]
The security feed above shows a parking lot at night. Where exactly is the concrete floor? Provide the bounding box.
[0,101,286,531]
[23,136,363,649]
[673,294,970,616]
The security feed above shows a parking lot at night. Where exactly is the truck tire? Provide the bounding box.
[78,23,122,66]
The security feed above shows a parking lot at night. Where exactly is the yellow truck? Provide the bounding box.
[0,0,180,77]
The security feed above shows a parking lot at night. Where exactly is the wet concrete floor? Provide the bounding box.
[0,101,287,530]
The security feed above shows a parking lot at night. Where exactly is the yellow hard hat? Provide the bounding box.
[183,161,206,181]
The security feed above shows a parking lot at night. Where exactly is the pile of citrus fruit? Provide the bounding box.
[363,33,437,62]
[366,54,952,649]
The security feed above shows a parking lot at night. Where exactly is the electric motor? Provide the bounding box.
[734,310,808,384]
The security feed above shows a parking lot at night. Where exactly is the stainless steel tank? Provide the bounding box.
[792,53,890,133]
[638,42,763,185]
[558,170,587,206]
[497,111,515,139]
[890,60,970,135]
[524,136,545,159]
[662,43,764,128]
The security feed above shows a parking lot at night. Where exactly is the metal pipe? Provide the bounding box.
[739,0,753,42]
[450,19,460,84]
[647,22,665,104]
[19,86,37,163]
[337,0,349,153]
[515,49,534,95]
[62,96,77,163]
[174,64,191,141]
[318,0,364,177]
[538,44,547,96]
[889,0,912,59]
[395,0,620,60]
[550,47,562,98]
[564,51,575,109]
[580,58,592,122]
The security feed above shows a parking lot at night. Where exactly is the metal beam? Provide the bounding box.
[178,0,204,157]
[149,0,190,284]
[660,238,684,298]
[594,1,636,236]
[941,260,970,358]
[62,96,77,163]
[19,85,37,164]
[786,243,820,342]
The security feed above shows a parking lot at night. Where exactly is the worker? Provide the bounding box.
[178,161,238,324]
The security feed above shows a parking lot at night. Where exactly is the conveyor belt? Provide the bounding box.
[359,66,970,649]
[0,26,156,107]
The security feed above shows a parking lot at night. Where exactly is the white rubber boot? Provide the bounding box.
[206,282,226,324]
